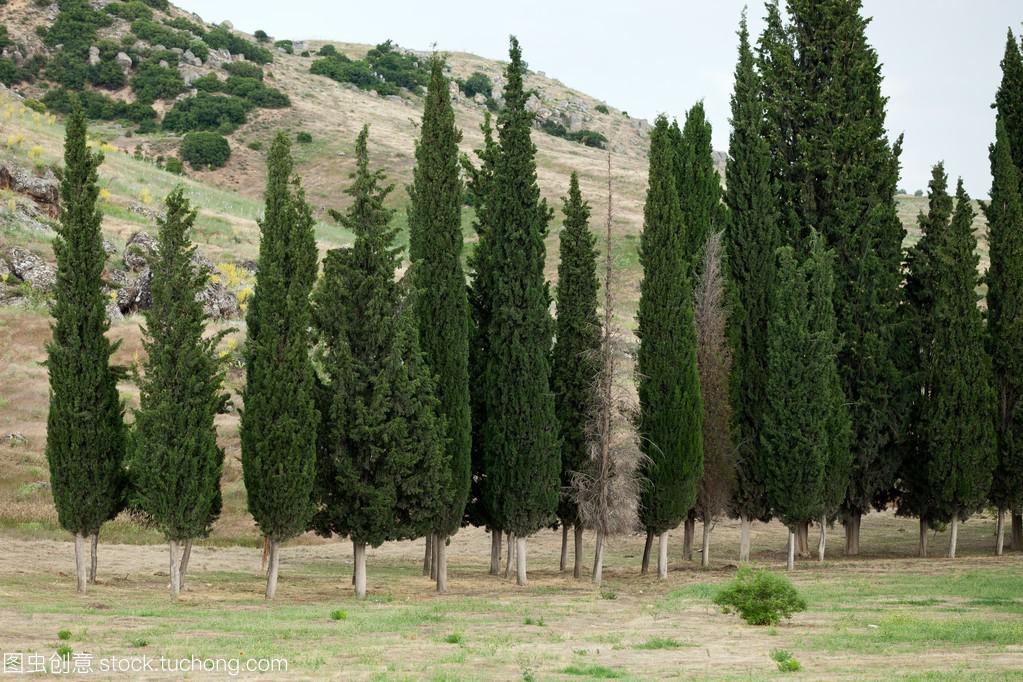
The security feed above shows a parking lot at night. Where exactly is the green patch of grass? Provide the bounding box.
[129,638,148,648]
[808,613,1023,653]
[443,632,464,644]
[562,664,623,679]
[770,649,801,672]
[599,587,617,600]
[634,636,686,650]
[57,629,71,641]
[55,645,72,658]
[330,609,347,621]
[656,581,717,611]
[523,615,545,626]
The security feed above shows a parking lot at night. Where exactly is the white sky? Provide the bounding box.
[176,0,1022,197]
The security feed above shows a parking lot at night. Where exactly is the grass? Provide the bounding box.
[561,664,623,678]
[634,637,687,650]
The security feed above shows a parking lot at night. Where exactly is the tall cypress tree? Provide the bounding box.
[481,36,560,586]
[133,188,227,598]
[986,120,1023,554]
[637,115,703,578]
[46,100,126,594]
[676,101,724,276]
[552,172,599,578]
[312,126,448,598]
[725,12,778,560]
[777,0,907,553]
[407,55,471,592]
[240,133,318,600]
[994,30,1023,182]
[925,181,997,558]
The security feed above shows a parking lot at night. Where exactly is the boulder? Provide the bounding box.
[196,280,239,319]
[2,245,56,292]
[0,164,59,218]
[117,267,153,314]
[88,45,101,66]
[473,93,487,106]
[123,231,158,271]
[179,65,203,86]
[221,20,233,30]
[525,93,542,113]
[115,52,133,70]
[181,49,202,67]
[0,284,25,307]
[102,239,117,257]
[106,302,123,323]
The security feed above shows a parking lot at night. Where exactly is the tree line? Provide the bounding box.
[44,1,1023,599]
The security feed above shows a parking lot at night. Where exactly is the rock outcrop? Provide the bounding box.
[0,164,59,218]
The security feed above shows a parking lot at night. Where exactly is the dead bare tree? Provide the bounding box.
[693,231,736,568]
[572,152,644,586]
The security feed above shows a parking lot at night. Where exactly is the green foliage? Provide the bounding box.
[295,131,312,144]
[130,18,192,50]
[141,0,168,8]
[164,157,183,175]
[105,1,152,20]
[561,664,621,679]
[188,40,209,62]
[675,102,724,277]
[254,30,269,43]
[129,638,148,648]
[57,629,71,641]
[994,30,1023,178]
[310,40,426,95]
[55,646,72,659]
[523,615,546,626]
[318,44,337,56]
[637,115,703,534]
[407,56,471,537]
[43,88,157,123]
[458,71,492,99]
[552,172,599,526]
[770,649,801,672]
[635,637,682,650]
[539,120,607,149]
[203,27,273,64]
[180,131,230,170]
[443,632,464,644]
[366,40,427,92]
[41,0,111,50]
[161,93,251,134]
[163,16,205,36]
[713,567,807,625]
[274,39,293,54]
[223,61,263,80]
[478,37,560,538]
[130,61,185,103]
[311,126,449,547]
[330,609,347,621]
[131,188,226,542]
[45,100,126,539]
[241,133,318,543]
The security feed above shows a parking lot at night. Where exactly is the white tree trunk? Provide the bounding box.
[354,542,367,599]
[179,539,192,591]
[817,515,826,562]
[918,517,928,557]
[996,508,1005,556]
[573,525,584,579]
[786,530,795,571]
[515,536,527,587]
[505,532,515,578]
[423,533,433,576]
[657,531,668,579]
[739,516,751,562]
[89,532,98,584]
[74,533,87,594]
[436,534,448,593]
[489,530,501,575]
[640,530,653,574]
[592,529,605,585]
[265,538,280,600]
[169,540,181,598]
[701,520,712,568]
[948,514,959,559]
[560,525,568,572]
[430,534,439,581]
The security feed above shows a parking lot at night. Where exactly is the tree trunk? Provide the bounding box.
[657,531,668,579]
[796,521,810,557]
[682,516,695,561]
[265,536,275,578]
[640,529,653,574]
[169,540,181,599]
[179,539,192,591]
[354,541,367,599]
[817,515,826,562]
[515,536,527,587]
[996,508,1005,556]
[436,534,448,593]
[489,530,502,575]
[701,520,712,568]
[573,524,584,579]
[560,525,568,572]
[948,513,959,559]
[592,529,605,585]
[74,533,86,594]
[918,517,929,558]
[261,536,270,574]
[504,532,514,579]
[265,537,280,600]
[738,515,751,562]
[423,533,433,576]
[88,532,98,584]
[786,529,795,571]
[1012,512,1023,550]
[844,513,861,556]
[430,534,439,581]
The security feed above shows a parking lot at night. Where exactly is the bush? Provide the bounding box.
[318,44,337,56]
[274,39,293,54]
[222,76,288,107]
[295,131,312,143]
[141,0,167,8]
[223,61,263,80]
[459,71,492,99]
[88,59,126,89]
[105,1,152,20]
[41,0,111,50]
[188,40,209,62]
[164,156,183,174]
[130,18,192,50]
[595,103,609,114]
[254,29,269,43]
[246,141,262,151]
[713,567,807,626]
[180,131,230,169]
[365,39,426,92]
[329,609,347,621]
[130,61,185,103]
[57,629,71,641]
[539,119,608,149]
[203,27,273,64]
[161,93,251,133]
[162,16,206,37]
[770,650,801,672]
[300,50,310,58]
[42,88,157,123]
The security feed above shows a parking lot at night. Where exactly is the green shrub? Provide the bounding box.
[23,99,46,113]
[141,0,168,8]
[770,649,801,672]
[247,141,262,151]
[459,71,492,99]
[55,645,72,659]
[42,88,157,123]
[188,40,209,62]
[329,609,347,621]
[163,16,205,37]
[223,61,263,80]
[295,131,312,144]
[129,638,149,648]
[311,40,425,95]
[130,61,185,103]
[318,44,337,56]
[365,39,426,92]
[164,157,183,174]
[180,131,230,169]
[41,0,111,50]
[130,18,191,50]
[203,27,273,64]
[105,1,152,20]
[595,103,609,114]
[300,50,310,58]
[161,93,251,133]
[443,632,464,644]
[713,567,807,626]
[539,119,608,149]
[221,75,289,107]
[274,39,293,54]
[254,29,269,43]
[87,59,126,89]
[57,629,71,641]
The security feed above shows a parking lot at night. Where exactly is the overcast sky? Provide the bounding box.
[177,0,1021,196]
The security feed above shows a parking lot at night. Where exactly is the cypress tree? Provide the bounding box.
[636,114,703,578]
[407,55,471,592]
[46,99,126,594]
[312,126,448,598]
[725,12,778,561]
[551,171,600,579]
[986,120,1023,554]
[480,36,560,586]
[133,187,227,598]
[924,180,997,558]
[994,30,1023,181]
[676,101,725,276]
[240,132,318,600]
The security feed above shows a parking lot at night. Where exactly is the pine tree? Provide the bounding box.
[636,114,703,578]
[552,171,600,579]
[480,36,560,586]
[407,55,471,592]
[676,101,724,277]
[312,126,448,598]
[240,132,318,600]
[986,120,1023,554]
[133,187,227,598]
[46,100,126,594]
[924,180,997,558]
[994,30,1023,181]
[725,11,778,561]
